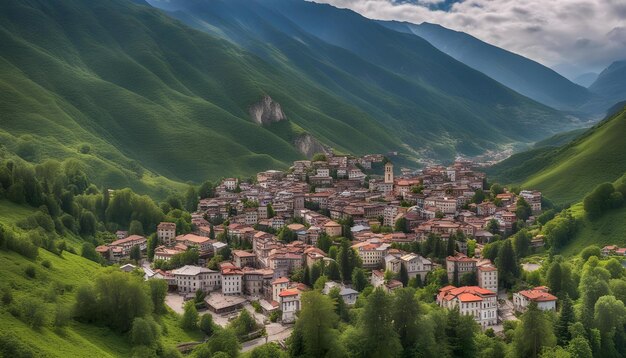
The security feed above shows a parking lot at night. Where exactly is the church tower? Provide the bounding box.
[384,162,394,184]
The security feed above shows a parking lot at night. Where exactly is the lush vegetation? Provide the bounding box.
[146,0,572,162]
[274,242,626,358]
[487,106,626,205]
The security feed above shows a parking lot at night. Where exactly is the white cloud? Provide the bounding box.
[312,0,626,78]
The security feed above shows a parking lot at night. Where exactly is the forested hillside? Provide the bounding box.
[487,105,626,205]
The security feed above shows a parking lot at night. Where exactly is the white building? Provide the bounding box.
[477,263,498,293]
[437,286,498,328]
[271,277,290,302]
[221,268,243,295]
[171,265,221,294]
[513,286,557,312]
[109,235,147,256]
[223,178,238,191]
[400,253,432,281]
[352,239,390,269]
[279,288,301,323]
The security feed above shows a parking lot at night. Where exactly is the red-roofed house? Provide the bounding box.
[437,286,497,327]
[278,288,301,323]
[513,287,557,312]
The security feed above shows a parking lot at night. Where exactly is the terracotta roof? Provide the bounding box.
[272,277,289,285]
[519,288,557,302]
[279,288,300,297]
[458,293,482,302]
[232,250,256,258]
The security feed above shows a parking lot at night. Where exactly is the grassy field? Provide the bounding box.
[488,106,626,205]
[559,203,626,257]
[0,198,201,357]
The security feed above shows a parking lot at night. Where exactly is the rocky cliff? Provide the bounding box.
[294,133,330,158]
[249,95,286,125]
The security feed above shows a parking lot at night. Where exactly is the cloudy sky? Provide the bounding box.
[312,0,626,79]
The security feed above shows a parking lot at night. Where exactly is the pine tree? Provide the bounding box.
[392,288,419,350]
[399,264,409,287]
[496,240,519,288]
[266,204,275,219]
[513,302,556,358]
[337,239,352,282]
[293,291,344,357]
[303,264,311,287]
[352,268,367,292]
[359,289,402,357]
[555,294,575,346]
[447,236,456,256]
[546,261,563,296]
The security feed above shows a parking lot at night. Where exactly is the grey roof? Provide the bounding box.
[171,265,217,276]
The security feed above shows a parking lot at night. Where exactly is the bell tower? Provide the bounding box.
[384,162,394,184]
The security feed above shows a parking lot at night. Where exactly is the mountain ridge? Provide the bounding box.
[378,20,594,114]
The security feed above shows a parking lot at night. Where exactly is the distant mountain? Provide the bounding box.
[380,21,592,113]
[487,105,626,204]
[147,0,575,160]
[573,72,599,87]
[589,60,626,105]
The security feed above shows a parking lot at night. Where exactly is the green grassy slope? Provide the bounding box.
[0,0,402,191]
[0,200,200,357]
[559,202,626,257]
[487,105,626,204]
[148,0,575,160]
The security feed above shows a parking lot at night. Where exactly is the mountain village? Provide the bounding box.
[91,152,558,347]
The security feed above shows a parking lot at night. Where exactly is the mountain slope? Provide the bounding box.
[588,60,626,106]
[0,199,201,357]
[487,105,626,204]
[0,0,404,190]
[146,0,576,160]
[573,72,598,87]
[380,21,592,113]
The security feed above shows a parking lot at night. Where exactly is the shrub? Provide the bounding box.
[0,331,38,358]
[24,265,36,278]
[1,286,13,305]
[580,245,601,261]
[19,297,48,329]
[199,314,215,336]
[54,304,71,328]
[269,310,280,323]
[78,143,91,154]
[41,260,52,269]
[181,301,199,330]
[130,317,160,346]
[251,300,262,313]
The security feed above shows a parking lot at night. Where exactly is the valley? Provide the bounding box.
[1,0,626,357]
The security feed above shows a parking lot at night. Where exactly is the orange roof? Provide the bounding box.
[177,234,210,243]
[272,277,289,285]
[279,288,300,297]
[458,293,482,302]
[519,289,557,302]
[232,250,256,258]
